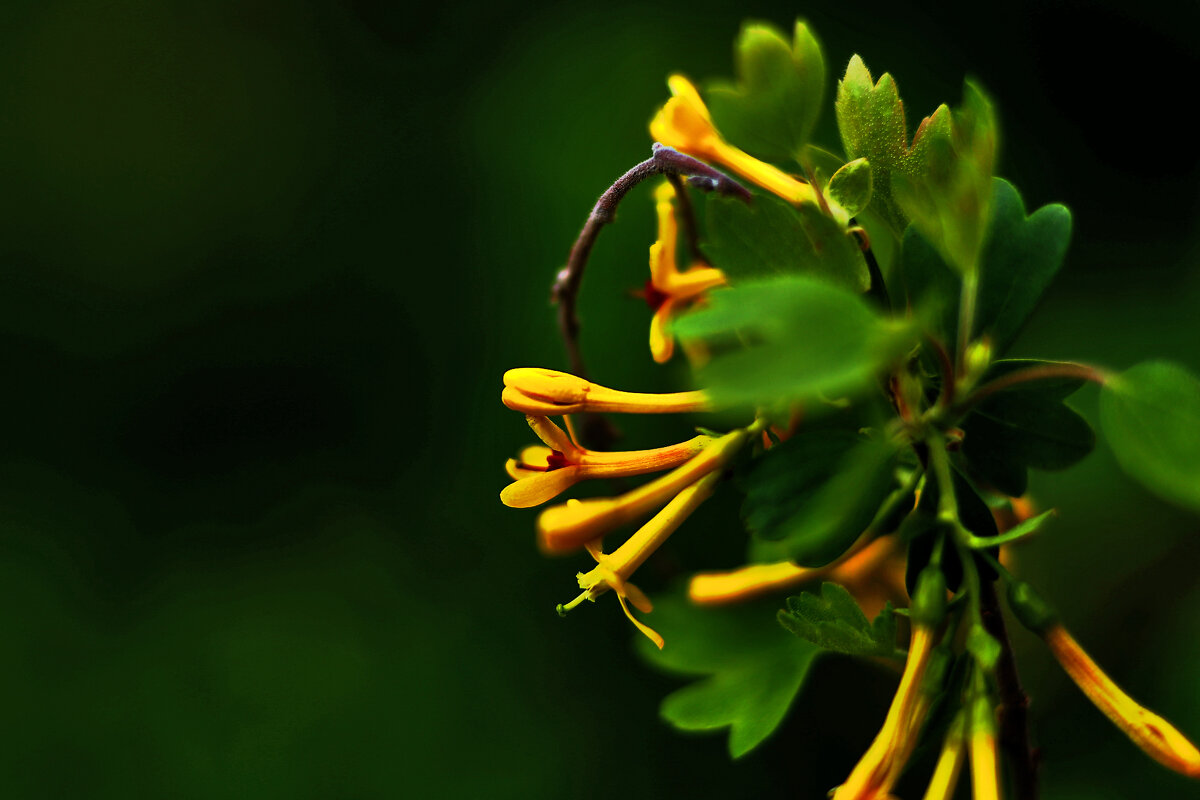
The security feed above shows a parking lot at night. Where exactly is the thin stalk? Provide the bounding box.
[549,144,750,446]
[951,362,1108,418]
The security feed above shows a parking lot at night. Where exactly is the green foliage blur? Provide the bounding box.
[0,1,1197,797]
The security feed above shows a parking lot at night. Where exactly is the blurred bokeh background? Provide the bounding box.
[0,0,1197,797]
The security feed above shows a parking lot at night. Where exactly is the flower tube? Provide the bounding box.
[650,75,818,206]
[502,368,710,415]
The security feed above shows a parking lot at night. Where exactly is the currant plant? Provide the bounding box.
[500,19,1200,798]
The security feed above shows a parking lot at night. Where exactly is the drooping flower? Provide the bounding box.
[536,427,750,554]
[502,367,710,415]
[1043,623,1200,778]
[967,696,1001,800]
[650,74,817,206]
[502,414,711,508]
[643,181,726,363]
[558,470,722,648]
[921,716,966,800]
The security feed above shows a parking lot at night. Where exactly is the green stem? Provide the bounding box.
[956,270,979,373]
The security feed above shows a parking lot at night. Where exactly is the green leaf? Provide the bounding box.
[637,587,820,759]
[972,180,1071,353]
[674,276,917,408]
[706,20,825,163]
[744,432,901,566]
[834,55,912,233]
[892,81,997,275]
[779,582,898,659]
[966,508,1056,549]
[898,178,1072,357]
[961,359,1095,496]
[826,157,873,220]
[703,193,869,290]
[1100,361,1200,512]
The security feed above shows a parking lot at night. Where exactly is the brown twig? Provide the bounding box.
[549,144,750,447]
[979,579,1040,800]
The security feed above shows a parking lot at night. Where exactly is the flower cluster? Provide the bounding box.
[498,32,1200,798]
[501,368,750,647]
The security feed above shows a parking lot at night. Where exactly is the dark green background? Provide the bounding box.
[1,1,1197,797]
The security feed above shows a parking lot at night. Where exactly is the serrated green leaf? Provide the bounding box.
[637,587,820,758]
[898,178,1072,357]
[892,81,997,275]
[961,359,1095,496]
[703,193,869,290]
[706,20,825,162]
[1100,361,1200,512]
[674,276,917,408]
[779,582,898,659]
[835,55,911,233]
[744,433,901,566]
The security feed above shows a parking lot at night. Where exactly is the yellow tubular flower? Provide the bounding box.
[559,470,722,648]
[501,415,711,508]
[968,699,1001,800]
[1044,624,1200,778]
[645,182,726,363]
[537,428,749,554]
[650,74,818,206]
[834,626,938,800]
[502,368,710,415]
[922,719,966,800]
[688,533,903,611]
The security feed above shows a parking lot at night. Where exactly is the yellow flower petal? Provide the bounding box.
[649,300,676,364]
[969,728,1001,800]
[503,368,710,415]
[1045,624,1200,778]
[500,466,582,509]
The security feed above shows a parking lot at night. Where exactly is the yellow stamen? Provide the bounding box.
[922,720,966,800]
[571,470,722,648]
[502,368,710,415]
[649,75,818,206]
[537,428,748,553]
[1044,624,1200,778]
[834,626,938,799]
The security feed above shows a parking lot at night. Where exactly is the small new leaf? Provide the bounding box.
[892,80,996,275]
[706,20,826,163]
[835,55,910,232]
[826,157,873,221]
[638,588,821,759]
[1100,361,1200,512]
[961,359,1095,497]
[779,582,899,659]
